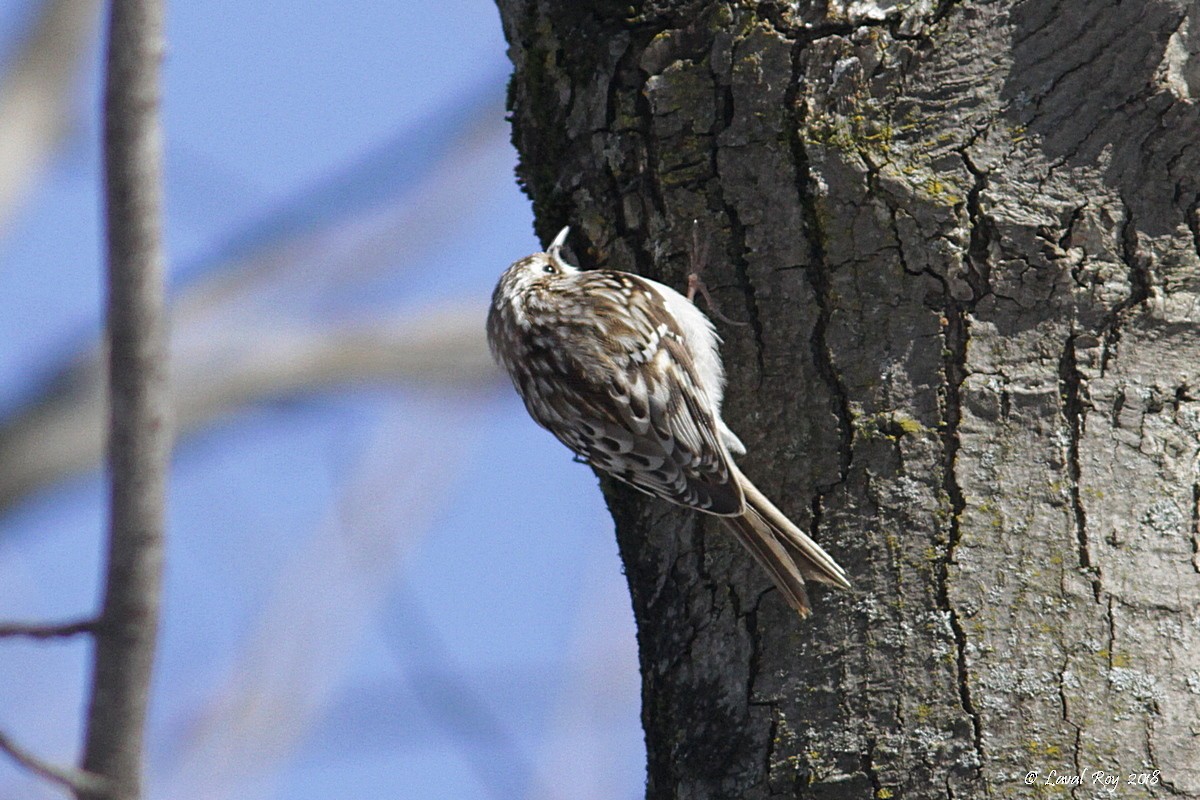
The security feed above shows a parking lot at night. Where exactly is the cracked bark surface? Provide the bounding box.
[495,1,1200,796]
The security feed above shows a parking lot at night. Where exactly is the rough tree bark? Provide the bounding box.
[496,1,1200,797]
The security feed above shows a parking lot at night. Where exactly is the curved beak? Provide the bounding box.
[547,226,571,269]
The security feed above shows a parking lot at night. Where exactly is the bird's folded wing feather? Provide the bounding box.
[527,272,744,515]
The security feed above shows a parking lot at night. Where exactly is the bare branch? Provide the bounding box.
[0,729,109,796]
[159,409,473,800]
[77,0,169,798]
[0,618,97,639]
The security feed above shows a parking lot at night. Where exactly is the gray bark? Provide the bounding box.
[496,0,1200,797]
[78,1,170,798]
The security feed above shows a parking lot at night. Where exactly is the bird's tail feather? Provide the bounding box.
[721,465,852,617]
[722,510,815,617]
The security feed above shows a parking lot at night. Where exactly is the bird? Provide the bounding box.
[486,226,850,617]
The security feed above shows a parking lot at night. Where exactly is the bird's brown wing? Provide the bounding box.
[519,271,744,515]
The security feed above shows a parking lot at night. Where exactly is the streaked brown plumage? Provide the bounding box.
[487,227,850,616]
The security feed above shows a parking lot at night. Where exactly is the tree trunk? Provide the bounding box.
[495,1,1200,796]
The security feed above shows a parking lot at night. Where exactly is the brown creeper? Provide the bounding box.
[486,228,850,617]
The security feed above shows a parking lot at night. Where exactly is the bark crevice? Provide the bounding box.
[1059,333,1103,602]
[788,40,854,492]
[935,301,986,774]
[723,197,767,379]
[1099,204,1153,375]
[1192,482,1200,575]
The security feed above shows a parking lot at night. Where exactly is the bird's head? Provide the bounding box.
[492,226,580,303]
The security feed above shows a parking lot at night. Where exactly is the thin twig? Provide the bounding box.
[0,618,97,639]
[77,1,170,798]
[0,730,109,796]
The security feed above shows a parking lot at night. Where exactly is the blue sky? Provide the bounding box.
[0,2,643,798]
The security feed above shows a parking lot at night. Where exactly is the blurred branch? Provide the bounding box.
[172,308,497,417]
[77,0,169,798]
[0,75,512,515]
[0,0,103,235]
[0,305,498,511]
[0,617,97,639]
[172,77,506,315]
[0,730,109,796]
[183,77,506,284]
[160,407,476,800]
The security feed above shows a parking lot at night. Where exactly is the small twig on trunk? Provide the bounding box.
[686,220,747,327]
[0,618,97,639]
[0,730,110,796]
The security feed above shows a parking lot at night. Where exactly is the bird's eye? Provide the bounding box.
[542,263,557,275]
